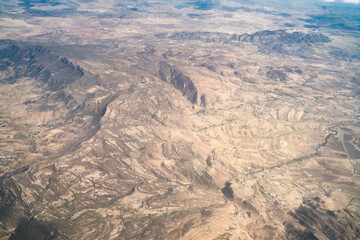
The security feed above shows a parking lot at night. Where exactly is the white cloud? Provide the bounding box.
[322,0,359,3]
[342,0,360,3]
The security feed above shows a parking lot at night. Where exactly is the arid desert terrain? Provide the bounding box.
[1,0,360,239]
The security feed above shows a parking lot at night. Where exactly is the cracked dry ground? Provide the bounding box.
[1,34,360,240]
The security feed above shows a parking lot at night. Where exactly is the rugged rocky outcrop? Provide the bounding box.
[0,40,84,91]
[0,179,29,239]
[156,31,232,43]
[285,197,360,240]
[236,30,331,55]
[157,30,330,56]
[158,30,330,45]
[159,62,198,104]
[234,30,330,45]
[266,69,287,82]
[9,218,58,240]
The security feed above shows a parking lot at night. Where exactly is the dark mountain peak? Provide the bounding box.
[159,30,330,46]
[0,40,84,91]
[159,62,198,104]
[237,30,331,44]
